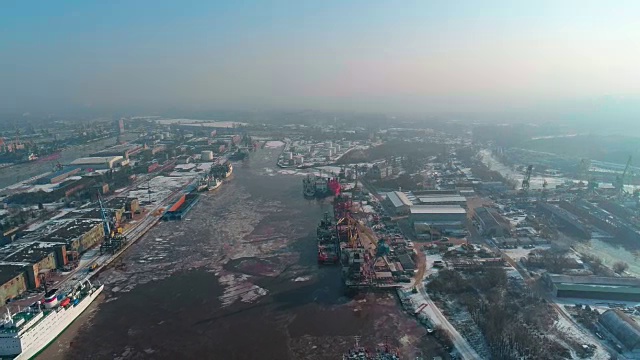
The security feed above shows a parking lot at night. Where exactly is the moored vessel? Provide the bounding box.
[0,280,104,360]
[208,177,222,191]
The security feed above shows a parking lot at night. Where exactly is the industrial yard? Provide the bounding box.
[2,117,640,359]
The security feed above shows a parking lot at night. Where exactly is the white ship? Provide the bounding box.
[0,280,104,360]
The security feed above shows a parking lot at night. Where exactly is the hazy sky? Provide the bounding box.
[2,1,640,119]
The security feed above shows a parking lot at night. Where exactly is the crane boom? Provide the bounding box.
[97,192,111,237]
[615,155,632,196]
[521,165,533,191]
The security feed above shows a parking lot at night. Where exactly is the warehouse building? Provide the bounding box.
[70,156,125,170]
[35,167,81,184]
[538,203,590,239]
[90,143,144,159]
[0,265,27,305]
[599,309,640,353]
[417,195,467,207]
[384,191,413,215]
[40,219,104,254]
[3,242,60,288]
[474,206,512,237]
[410,205,467,237]
[545,274,640,301]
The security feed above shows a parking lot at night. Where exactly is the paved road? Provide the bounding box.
[416,283,482,360]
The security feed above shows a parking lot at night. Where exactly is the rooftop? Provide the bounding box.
[0,264,26,285]
[547,274,640,287]
[40,219,102,244]
[386,191,413,208]
[410,205,467,215]
[418,195,467,204]
[556,283,640,295]
[70,156,123,165]
[3,242,57,264]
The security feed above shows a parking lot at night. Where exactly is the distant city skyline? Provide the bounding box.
[2,1,640,124]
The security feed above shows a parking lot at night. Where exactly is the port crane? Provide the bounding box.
[97,193,127,254]
[521,165,533,192]
[615,155,632,197]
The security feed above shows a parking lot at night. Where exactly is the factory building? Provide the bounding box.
[416,195,467,207]
[599,309,640,353]
[384,191,413,215]
[0,265,27,305]
[70,156,125,170]
[3,242,59,288]
[90,143,143,159]
[474,206,512,237]
[545,274,640,301]
[35,167,81,184]
[538,203,590,239]
[39,219,104,254]
[410,205,467,237]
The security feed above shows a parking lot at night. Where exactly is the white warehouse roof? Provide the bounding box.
[386,191,413,208]
[410,205,467,214]
[418,195,466,204]
[70,156,123,165]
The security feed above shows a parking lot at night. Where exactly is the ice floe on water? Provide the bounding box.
[99,178,303,308]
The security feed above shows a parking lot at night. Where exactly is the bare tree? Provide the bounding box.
[613,261,629,275]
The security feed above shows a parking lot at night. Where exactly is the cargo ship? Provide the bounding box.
[196,177,209,192]
[0,280,103,360]
[317,212,339,264]
[303,175,316,197]
[208,177,222,191]
[211,162,233,179]
[303,175,341,198]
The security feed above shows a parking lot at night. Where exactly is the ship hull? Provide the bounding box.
[13,285,104,360]
[208,181,222,191]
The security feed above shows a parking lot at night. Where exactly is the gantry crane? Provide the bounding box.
[615,156,632,197]
[521,165,533,192]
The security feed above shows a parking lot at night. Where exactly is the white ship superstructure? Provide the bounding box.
[0,280,103,360]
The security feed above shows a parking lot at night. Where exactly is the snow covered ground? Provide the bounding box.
[264,140,285,148]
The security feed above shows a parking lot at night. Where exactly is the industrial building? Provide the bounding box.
[384,191,413,215]
[538,203,590,239]
[599,309,640,353]
[545,274,640,301]
[39,219,104,254]
[416,195,467,207]
[90,143,143,159]
[35,167,81,185]
[558,199,640,246]
[0,265,28,305]
[70,156,125,170]
[410,205,467,237]
[474,206,512,237]
[3,242,60,288]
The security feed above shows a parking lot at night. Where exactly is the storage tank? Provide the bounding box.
[201,150,214,161]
